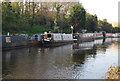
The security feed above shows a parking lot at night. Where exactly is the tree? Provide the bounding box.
[98,19,113,32]
[85,13,98,32]
[2,2,20,32]
[54,3,62,33]
[70,4,86,33]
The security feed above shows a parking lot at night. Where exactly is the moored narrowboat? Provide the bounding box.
[42,33,73,46]
[2,35,29,49]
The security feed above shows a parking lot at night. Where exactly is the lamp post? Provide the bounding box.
[71,26,73,34]
[7,32,9,36]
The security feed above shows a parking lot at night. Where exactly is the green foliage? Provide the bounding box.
[113,27,120,33]
[54,3,62,32]
[85,13,98,32]
[30,26,52,34]
[2,25,52,35]
[2,2,19,32]
[2,2,118,35]
[70,4,86,33]
[2,2,52,35]
[98,19,113,32]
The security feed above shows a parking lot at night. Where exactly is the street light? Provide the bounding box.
[7,32,9,36]
[71,26,73,34]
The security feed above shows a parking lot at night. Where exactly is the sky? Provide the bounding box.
[79,0,119,22]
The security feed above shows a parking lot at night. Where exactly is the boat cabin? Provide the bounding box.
[31,34,44,41]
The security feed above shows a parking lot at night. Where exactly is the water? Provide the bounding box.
[2,38,119,79]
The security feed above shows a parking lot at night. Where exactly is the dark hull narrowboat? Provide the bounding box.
[42,41,73,47]
[2,35,29,49]
[73,32,115,43]
[73,33,95,43]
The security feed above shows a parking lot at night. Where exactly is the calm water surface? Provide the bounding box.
[2,38,119,79]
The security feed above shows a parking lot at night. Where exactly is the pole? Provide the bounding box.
[71,26,73,34]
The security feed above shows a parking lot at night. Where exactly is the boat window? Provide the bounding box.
[35,35,38,40]
[35,35,38,37]
[47,34,51,38]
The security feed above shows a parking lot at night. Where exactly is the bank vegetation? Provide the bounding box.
[106,66,120,80]
[2,1,120,35]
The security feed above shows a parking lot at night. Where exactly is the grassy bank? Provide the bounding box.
[2,26,52,35]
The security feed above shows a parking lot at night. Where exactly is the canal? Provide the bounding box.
[2,38,119,79]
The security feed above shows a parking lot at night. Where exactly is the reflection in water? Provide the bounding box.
[72,45,97,64]
[2,38,119,79]
[102,38,106,45]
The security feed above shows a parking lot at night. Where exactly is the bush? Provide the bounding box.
[2,25,52,35]
[105,66,120,80]
[30,25,52,34]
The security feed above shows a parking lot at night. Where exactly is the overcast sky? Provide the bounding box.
[79,0,119,22]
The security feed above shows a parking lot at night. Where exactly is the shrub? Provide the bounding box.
[105,66,120,80]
